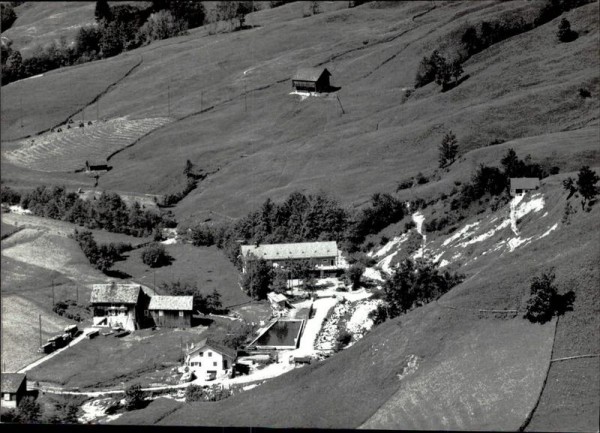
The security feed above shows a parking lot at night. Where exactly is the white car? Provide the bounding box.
[205,372,217,381]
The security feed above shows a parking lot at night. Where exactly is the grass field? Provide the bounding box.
[26,327,207,389]
[3,117,172,172]
[111,243,250,308]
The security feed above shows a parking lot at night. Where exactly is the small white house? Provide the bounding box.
[184,339,237,380]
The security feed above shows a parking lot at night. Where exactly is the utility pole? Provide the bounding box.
[168,83,171,117]
[20,96,23,128]
[39,314,42,348]
[76,286,79,304]
[52,280,55,306]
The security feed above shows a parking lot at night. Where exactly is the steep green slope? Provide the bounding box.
[2,1,597,221]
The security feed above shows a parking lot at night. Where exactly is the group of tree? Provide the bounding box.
[159,279,223,314]
[18,186,174,237]
[524,270,574,323]
[0,184,21,205]
[452,148,557,211]
[1,395,80,424]
[71,229,132,272]
[185,383,232,402]
[0,2,17,30]
[1,1,206,86]
[414,49,463,90]
[369,257,464,325]
[213,1,256,31]
[563,166,599,209]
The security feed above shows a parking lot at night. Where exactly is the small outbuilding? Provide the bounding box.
[292,67,332,93]
[148,296,194,328]
[85,160,109,172]
[268,292,289,310]
[1,373,27,409]
[184,339,237,380]
[510,178,540,196]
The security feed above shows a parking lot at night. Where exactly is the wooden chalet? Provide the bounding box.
[90,282,150,331]
[510,178,540,196]
[292,67,332,93]
[148,296,194,328]
[1,373,27,409]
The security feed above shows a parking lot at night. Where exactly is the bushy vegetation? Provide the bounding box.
[0,397,43,424]
[557,17,578,42]
[19,186,173,236]
[52,299,92,322]
[124,384,146,410]
[1,1,206,86]
[414,50,463,89]
[212,1,256,31]
[345,263,365,290]
[72,229,132,272]
[160,160,206,207]
[45,396,82,424]
[524,270,575,324]
[334,330,352,352]
[0,2,17,31]
[185,384,204,402]
[371,258,464,324]
[563,166,599,209]
[141,242,172,268]
[0,184,21,205]
[159,280,223,314]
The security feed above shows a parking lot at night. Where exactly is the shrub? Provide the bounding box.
[185,384,204,402]
[578,88,591,98]
[576,165,600,209]
[416,172,429,185]
[368,303,388,326]
[439,131,458,168]
[141,243,172,268]
[396,178,413,191]
[524,271,556,323]
[334,330,352,352]
[0,185,21,205]
[240,258,273,300]
[557,17,578,42]
[124,384,146,410]
[345,263,365,290]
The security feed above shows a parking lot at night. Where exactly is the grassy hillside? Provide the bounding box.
[2,1,598,221]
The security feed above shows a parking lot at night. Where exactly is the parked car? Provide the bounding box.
[205,372,217,381]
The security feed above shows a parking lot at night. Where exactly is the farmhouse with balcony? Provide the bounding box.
[148,296,194,328]
[1,373,27,409]
[292,67,332,93]
[184,339,237,381]
[241,241,340,277]
[510,177,540,196]
[90,282,150,331]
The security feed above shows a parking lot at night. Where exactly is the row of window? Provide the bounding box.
[189,362,218,367]
[144,310,185,317]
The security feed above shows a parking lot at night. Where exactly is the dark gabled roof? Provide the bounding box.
[292,67,331,82]
[1,373,26,394]
[510,178,540,190]
[148,296,193,311]
[186,338,237,359]
[90,282,141,304]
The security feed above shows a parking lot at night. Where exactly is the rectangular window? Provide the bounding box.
[199,352,203,357]
[179,311,184,317]
[208,352,212,357]
[213,362,217,367]
[223,360,228,369]
[158,310,164,317]
[4,393,9,401]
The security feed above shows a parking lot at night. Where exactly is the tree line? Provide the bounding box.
[18,185,175,237]
[183,190,408,270]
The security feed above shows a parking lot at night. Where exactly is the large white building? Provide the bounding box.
[240,241,341,276]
